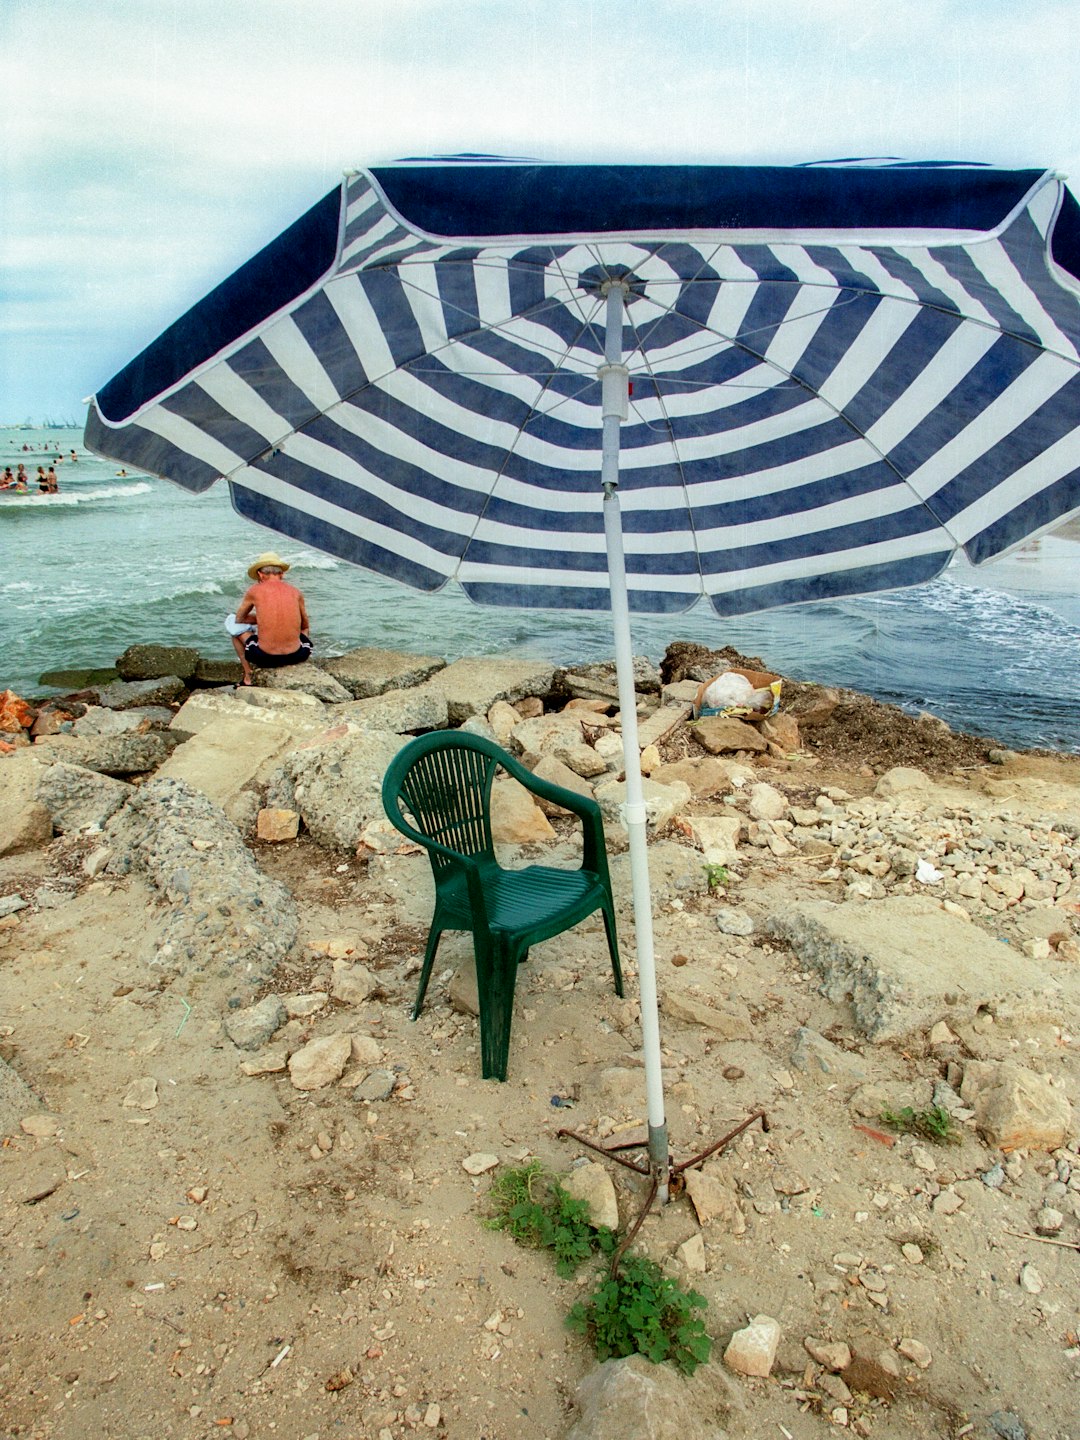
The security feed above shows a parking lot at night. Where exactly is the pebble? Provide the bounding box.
[1034,1206,1064,1234]
[462,1153,499,1175]
[982,1163,1006,1189]
[20,1114,61,1137]
[898,1337,932,1368]
[723,1314,781,1377]
[901,1243,924,1265]
[804,1337,852,1372]
[1018,1263,1044,1295]
[715,908,755,936]
[123,1077,159,1110]
[932,1190,964,1215]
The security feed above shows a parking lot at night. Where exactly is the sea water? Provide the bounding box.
[3,426,1078,753]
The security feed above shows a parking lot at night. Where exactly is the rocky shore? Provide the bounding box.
[1,640,1079,1440]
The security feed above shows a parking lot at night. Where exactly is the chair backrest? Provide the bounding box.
[383,732,509,872]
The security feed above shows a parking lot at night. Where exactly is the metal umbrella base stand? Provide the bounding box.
[556,1110,770,1271]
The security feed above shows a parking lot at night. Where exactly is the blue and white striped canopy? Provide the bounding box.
[86,160,1080,616]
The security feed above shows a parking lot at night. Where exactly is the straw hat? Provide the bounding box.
[247,551,290,580]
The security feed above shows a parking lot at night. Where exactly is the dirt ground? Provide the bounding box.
[1,688,1079,1440]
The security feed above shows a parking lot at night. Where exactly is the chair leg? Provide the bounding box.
[474,934,521,1082]
[600,901,624,998]
[412,925,444,1020]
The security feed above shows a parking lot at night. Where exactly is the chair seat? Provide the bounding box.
[440,863,606,941]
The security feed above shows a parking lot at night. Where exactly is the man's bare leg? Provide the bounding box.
[231,634,254,685]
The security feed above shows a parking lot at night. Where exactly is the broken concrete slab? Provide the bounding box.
[334,688,448,734]
[320,647,446,699]
[170,687,328,736]
[768,894,1077,1042]
[155,713,327,808]
[414,657,555,726]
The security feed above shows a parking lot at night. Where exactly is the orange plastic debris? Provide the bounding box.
[853,1123,896,1147]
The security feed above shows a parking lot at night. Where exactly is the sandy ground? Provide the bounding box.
[1,707,1080,1440]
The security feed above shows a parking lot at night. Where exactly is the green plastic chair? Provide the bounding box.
[381,730,624,1081]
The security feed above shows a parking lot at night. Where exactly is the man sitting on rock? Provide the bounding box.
[231,552,312,686]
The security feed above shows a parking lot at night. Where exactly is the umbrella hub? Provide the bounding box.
[578,265,644,301]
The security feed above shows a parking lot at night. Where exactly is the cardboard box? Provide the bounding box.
[693,667,782,722]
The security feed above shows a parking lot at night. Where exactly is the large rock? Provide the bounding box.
[0,753,53,855]
[562,1162,619,1231]
[683,814,743,866]
[556,656,661,703]
[94,675,187,710]
[635,704,692,751]
[116,644,200,681]
[650,756,743,799]
[595,777,691,831]
[662,991,753,1039]
[38,666,118,690]
[71,704,175,736]
[512,714,608,779]
[288,1033,352,1090]
[768,895,1073,1042]
[35,762,132,833]
[565,1353,743,1440]
[691,716,767,754]
[759,711,800,751]
[267,728,407,851]
[724,1315,781,1378]
[960,1062,1073,1151]
[33,730,181,776]
[224,995,287,1050]
[415,658,555,726]
[683,1169,747,1234]
[529,755,597,815]
[194,657,244,684]
[104,776,298,984]
[321,647,446,699]
[490,779,557,844]
[0,1055,43,1139]
[253,662,352,703]
[875,766,932,797]
[170,688,328,735]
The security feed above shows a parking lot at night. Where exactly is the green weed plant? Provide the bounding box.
[484,1163,711,1373]
[567,1253,712,1375]
[484,1160,615,1277]
[879,1103,959,1145]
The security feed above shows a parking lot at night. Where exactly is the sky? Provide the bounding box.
[3,0,1079,422]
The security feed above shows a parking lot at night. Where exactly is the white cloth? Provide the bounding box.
[224,611,255,636]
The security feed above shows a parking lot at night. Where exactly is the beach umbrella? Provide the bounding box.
[85,159,1080,1194]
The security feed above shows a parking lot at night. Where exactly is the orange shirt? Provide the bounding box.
[238,576,309,654]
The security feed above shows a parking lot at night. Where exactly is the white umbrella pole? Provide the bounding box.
[598,281,670,1201]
